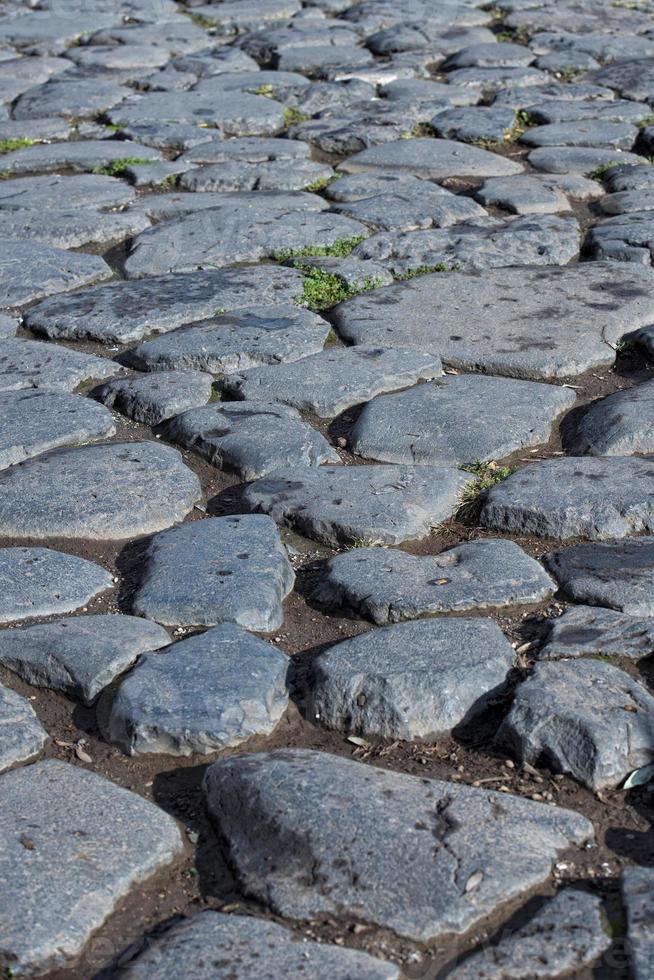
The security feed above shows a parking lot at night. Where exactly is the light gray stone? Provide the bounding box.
[475,174,571,214]
[133,515,294,631]
[0,683,47,773]
[0,238,111,307]
[130,190,328,222]
[179,137,312,165]
[179,159,333,193]
[540,606,654,662]
[0,314,17,338]
[545,537,654,615]
[332,182,487,232]
[106,89,286,137]
[497,658,654,790]
[0,760,183,975]
[528,146,645,176]
[0,208,150,250]
[587,211,654,264]
[12,76,128,121]
[0,548,112,624]
[339,137,524,178]
[93,371,213,426]
[621,868,654,980]
[243,464,474,547]
[0,139,162,176]
[203,748,593,941]
[0,173,135,211]
[0,339,119,393]
[0,615,171,705]
[0,442,201,541]
[520,120,637,150]
[570,380,654,456]
[445,67,549,91]
[314,540,555,624]
[104,624,290,756]
[525,98,651,127]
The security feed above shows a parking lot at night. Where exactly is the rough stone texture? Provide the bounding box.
[475,174,575,215]
[104,624,290,756]
[0,139,162,177]
[120,911,400,980]
[540,606,654,662]
[332,181,487,232]
[203,748,593,941]
[179,159,333,193]
[497,658,654,790]
[0,339,119,393]
[0,208,150,250]
[165,401,339,480]
[310,618,514,739]
[314,540,555,624]
[0,548,112,624]
[339,138,524,178]
[0,615,171,705]
[0,760,183,975]
[0,314,17,339]
[587,212,654,264]
[621,868,654,980]
[243,464,473,547]
[569,380,654,456]
[481,457,654,540]
[520,120,637,150]
[133,515,294,631]
[0,237,111,307]
[0,442,201,541]
[220,346,441,418]
[528,146,645,176]
[93,371,213,426]
[0,173,135,211]
[0,683,48,773]
[545,537,654,615]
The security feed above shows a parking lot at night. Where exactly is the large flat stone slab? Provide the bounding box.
[334,262,653,380]
[481,457,654,540]
[0,760,183,975]
[314,540,555,624]
[569,380,654,456]
[0,139,162,176]
[0,173,135,211]
[0,339,119,393]
[0,547,112,624]
[0,442,201,541]
[0,237,111,307]
[133,515,294,631]
[0,615,171,705]
[545,537,654,615]
[540,606,654,662]
[339,138,524,178]
[243,464,474,547]
[104,624,290,756]
[621,868,654,980]
[203,748,593,941]
[0,683,47,773]
[0,208,150,250]
[93,370,213,426]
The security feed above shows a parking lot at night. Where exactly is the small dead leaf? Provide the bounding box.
[465,870,483,893]
[346,736,369,748]
[434,578,450,586]
[75,744,93,764]
[623,705,638,713]
[19,834,35,850]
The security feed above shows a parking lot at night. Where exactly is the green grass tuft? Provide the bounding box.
[305,174,333,192]
[187,12,218,28]
[0,137,35,155]
[457,461,514,522]
[395,263,456,280]
[274,235,366,262]
[91,157,151,177]
[590,161,621,181]
[283,106,310,127]
[254,83,276,98]
[295,265,382,311]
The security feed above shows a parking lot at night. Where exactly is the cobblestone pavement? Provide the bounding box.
[0,0,653,977]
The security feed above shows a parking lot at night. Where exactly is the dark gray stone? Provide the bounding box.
[0,548,112,624]
[0,174,135,211]
[0,139,161,176]
[525,98,651,126]
[104,624,290,756]
[443,42,534,70]
[528,146,645,176]
[339,137,524,178]
[107,89,286,137]
[570,380,654,456]
[131,190,328,222]
[545,537,654,615]
[587,212,654,264]
[520,120,637,150]
[0,238,111,307]
[621,868,654,980]
[540,606,654,662]
[0,760,183,975]
[475,173,599,214]
[94,371,213,426]
[12,76,128,121]
[0,314,17,338]
[203,748,593,941]
[0,208,150,250]
[179,137,312,165]
[0,339,119,393]
[445,67,549,91]
[430,106,517,144]
[179,159,333,193]
[497,659,654,790]
[592,57,654,102]
[0,683,47,773]
[332,182,487,232]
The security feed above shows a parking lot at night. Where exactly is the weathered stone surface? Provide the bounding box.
[481,457,654,540]
[0,139,162,176]
[203,748,593,941]
[350,375,575,464]
[332,181,487,232]
[0,208,149,250]
[0,760,183,975]
[0,442,200,541]
[94,371,213,426]
[166,401,339,480]
[0,238,111,307]
[475,174,575,214]
[540,606,654,662]
[545,537,654,615]
[621,868,654,980]
[0,315,17,339]
[220,346,441,418]
[133,515,294,631]
[310,618,514,739]
[0,339,119,393]
[339,138,524,178]
[179,137,312,165]
[131,190,328,221]
[243,464,473,547]
[569,380,654,456]
[587,212,654,264]
[0,615,171,705]
[528,146,645,176]
[106,89,286,137]
[0,683,47,773]
[179,159,333,192]
[121,911,399,980]
[334,263,654,380]
[430,106,517,144]
[520,120,637,150]
[0,174,135,211]
[104,624,290,756]
[314,540,555,624]
[497,659,654,790]
[12,76,128,121]
[0,548,112,624]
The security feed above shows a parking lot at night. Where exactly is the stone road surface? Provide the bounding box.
[0,0,653,977]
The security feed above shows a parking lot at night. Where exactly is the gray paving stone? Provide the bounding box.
[339,137,524,178]
[107,90,286,137]
[178,159,333,192]
[94,371,213,426]
[448,889,611,979]
[497,658,654,790]
[0,442,201,542]
[444,42,534,70]
[520,120,637,150]
[494,81,616,109]
[335,262,654,380]
[243,464,473,547]
[446,67,549,91]
[12,76,128,120]
[0,314,17,338]
[525,98,651,126]
[592,57,654,102]
[540,606,654,662]
[203,748,593,941]
[220,346,441,418]
[179,137,312,165]
[350,374,575,465]
[0,683,47,774]
[0,615,171,705]
[0,339,119,393]
[600,191,654,216]
[166,401,339,480]
[131,190,327,222]
[430,106,517,144]
[570,380,654,456]
[380,79,479,105]
[587,212,654,264]
[621,868,654,980]
[133,515,294,631]
[528,146,646,176]
[310,617,513,739]
[25,267,304,345]
[332,182,487,231]
[120,911,399,980]
[314,539,555,624]
[0,207,150,250]
[0,759,183,975]
[104,624,290,756]
[0,238,111,308]
[0,139,162,176]
[0,174,135,211]
[0,548,112,625]
[545,537,654,616]
[475,174,570,214]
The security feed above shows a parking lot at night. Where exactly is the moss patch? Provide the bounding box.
[91,157,151,177]
[295,265,382,311]
[0,137,35,155]
[274,235,366,262]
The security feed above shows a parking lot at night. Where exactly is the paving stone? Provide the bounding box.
[0,548,112,625]
[12,76,128,120]
[314,539,555,624]
[448,889,611,979]
[178,159,333,192]
[203,747,593,941]
[0,339,120,393]
[131,190,327,222]
[621,868,654,980]
[166,401,339,481]
[94,371,213,426]
[120,910,399,980]
[243,464,473,547]
[0,238,111,308]
[0,139,162,176]
[599,191,654,216]
[540,606,654,662]
[0,442,201,542]
[107,90,287,137]
[0,683,47,773]
[349,374,575,465]
[0,174,135,211]
[339,137,524,177]
[475,174,570,214]
[587,212,654,263]
[0,615,171,706]
[332,181,487,231]
[380,78,479,105]
[525,98,652,126]
[179,136,312,165]
[133,515,294,631]
[0,759,184,975]
[569,380,654,456]
[592,57,654,102]
[0,314,17,338]
[545,537,654,616]
[443,42,534,70]
[497,658,654,791]
[494,81,616,108]
[25,267,304,345]
[520,120,637,150]
[220,346,441,418]
[430,106,517,144]
[104,624,290,756]
[0,208,150,250]
[528,146,646,176]
[90,18,213,55]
